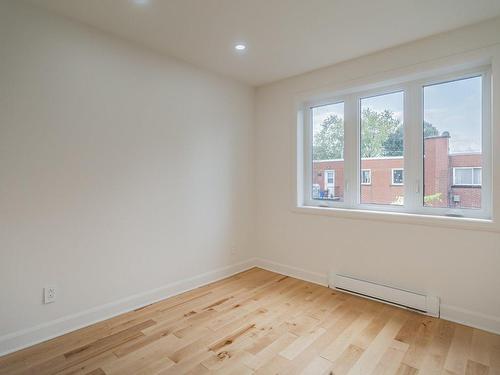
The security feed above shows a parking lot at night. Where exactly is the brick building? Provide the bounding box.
[313,134,482,208]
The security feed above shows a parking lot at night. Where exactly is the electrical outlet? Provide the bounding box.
[230,243,237,255]
[44,286,56,304]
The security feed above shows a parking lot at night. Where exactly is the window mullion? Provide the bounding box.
[302,107,312,206]
[343,94,358,208]
[404,83,422,213]
[481,70,492,218]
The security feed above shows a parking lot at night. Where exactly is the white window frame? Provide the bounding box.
[361,169,372,185]
[300,66,491,220]
[391,168,404,186]
[452,167,482,186]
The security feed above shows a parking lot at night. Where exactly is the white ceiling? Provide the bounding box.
[29,0,500,86]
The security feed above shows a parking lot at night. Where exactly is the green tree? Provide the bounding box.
[361,108,401,157]
[382,125,403,157]
[313,109,439,159]
[312,114,344,160]
[382,121,439,156]
[423,121,439,137]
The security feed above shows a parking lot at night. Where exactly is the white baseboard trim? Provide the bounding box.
[2,257,499,356]
[0,258,256,357]
[254,258,328,286]
[256,258,500,335]
[441,304,500,335]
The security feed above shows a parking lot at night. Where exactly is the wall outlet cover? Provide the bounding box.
[44,286,57,304]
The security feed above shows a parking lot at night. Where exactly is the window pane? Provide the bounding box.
[392,169,404,185]
[360,91,404,205]
[423,76,482,209]
[473,168,482,185]
[312,102,344,201]
[361,170,371,185]
[454,168,472,185]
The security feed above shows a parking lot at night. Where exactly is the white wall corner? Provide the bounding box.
[254,258,328,286]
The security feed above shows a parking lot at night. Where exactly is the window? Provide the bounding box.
[361,169,371,185]
[423,76,484,210]
[311,102,344,201]
[301,67,491,219]
[360,91,404,205]
[453,167,482,186]
[392,169,404,185]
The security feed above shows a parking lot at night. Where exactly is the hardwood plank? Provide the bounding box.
[444,324,474,375]
[395,363,419,375]
[320,310,374,362]
[465,359,489,375]
[1,268,499,375]
[279,326,326,360]
[418,319,456,374]
[347,310,408,375]
[329,344,364,375]
[370,339,410,375]
[299,355,333,375]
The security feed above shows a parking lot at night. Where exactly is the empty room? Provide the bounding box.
[1,0,500,374]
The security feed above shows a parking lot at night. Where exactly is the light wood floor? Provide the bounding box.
[1,268,499,375]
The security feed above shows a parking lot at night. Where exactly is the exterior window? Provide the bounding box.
[453,167,482,186]
[360,91,404,205]
[311,102,344,201]
[423,76,483,210]
[361,169,371,185]
[392,169,404,185]
[301,67,491,219]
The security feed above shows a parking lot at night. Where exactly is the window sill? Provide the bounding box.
[293,205,497,232]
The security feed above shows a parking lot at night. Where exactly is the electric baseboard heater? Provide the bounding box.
[330,273,440,317]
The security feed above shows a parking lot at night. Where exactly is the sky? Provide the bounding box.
[312,75,482,153]
[424,75,482,153]
[361,91,404,121]
[312,102,344,130]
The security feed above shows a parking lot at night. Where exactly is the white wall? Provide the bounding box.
[0,1,255,353]
[255,17,500,333]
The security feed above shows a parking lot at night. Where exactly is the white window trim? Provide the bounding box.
[452,167,482,186]
[391,168,404,186]
[299,66,492,221]
[361,169,372,185]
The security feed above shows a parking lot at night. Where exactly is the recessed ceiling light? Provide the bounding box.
[132,0,150,5]
[234,44,246,51]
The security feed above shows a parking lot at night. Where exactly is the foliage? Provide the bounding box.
[382,125,404,157]
[381,121,439,157]
[312,114,344,160]
[391,196,404,205]
[312,108,440,160]
[424,192,443,206]
[423,121,439,138]
[361,108,401,158]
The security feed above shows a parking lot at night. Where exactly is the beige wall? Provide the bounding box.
[0,0,255,352]
[255,18,500,333]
